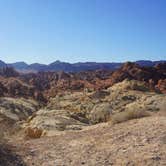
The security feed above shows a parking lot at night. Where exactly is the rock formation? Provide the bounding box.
[0,62,165,165]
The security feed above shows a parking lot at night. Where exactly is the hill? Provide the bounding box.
[0,61,165,165]
[0,60,164,72]
[5,116,166,166]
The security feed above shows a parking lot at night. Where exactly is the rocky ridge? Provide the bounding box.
[0,62,165,101]
[0,62,165,165]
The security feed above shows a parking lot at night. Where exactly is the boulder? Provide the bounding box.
[24,109,88,137]
[0,97,39,121]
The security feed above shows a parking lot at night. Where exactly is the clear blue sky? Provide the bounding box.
[0,0,166,64]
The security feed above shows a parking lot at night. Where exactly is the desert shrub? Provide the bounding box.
[110,109,150,124]
[89,103,112,124]
[24,127,43,139]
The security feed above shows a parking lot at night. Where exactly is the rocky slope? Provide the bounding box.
[8,116,166,166]
[22,79,165,138]
[0,97,39,136]
[21,62,166,97]
[0,62,165,102]
[0,62,165,165]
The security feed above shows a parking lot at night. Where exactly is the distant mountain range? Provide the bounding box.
[0,60,165,73]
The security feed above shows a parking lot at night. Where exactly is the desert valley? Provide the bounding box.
[0,61,165,165]
[1,0,166,165]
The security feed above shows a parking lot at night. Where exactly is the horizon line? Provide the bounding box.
[1,59,166,65]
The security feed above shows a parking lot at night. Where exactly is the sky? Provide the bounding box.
[0,0,166,64]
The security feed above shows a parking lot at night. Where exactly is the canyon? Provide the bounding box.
[0,61,166,166]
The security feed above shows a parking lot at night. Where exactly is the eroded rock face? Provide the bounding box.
[34,62,166,96]
[1,78,34,98]
[0,76,46,103]
[0,97,39,135]
[0,97,39,121]
[106,80,166,114]
[0,82,7,96]
[21,79,166,138]
[107,62,166,87]
[0,65,165,138]
[156,79,166,94]
[0,67,19,77]
[0,65,165,165]
[24,109,88,137]
[0,63,166,103]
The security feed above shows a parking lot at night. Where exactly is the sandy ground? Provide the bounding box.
[6,116,166,166]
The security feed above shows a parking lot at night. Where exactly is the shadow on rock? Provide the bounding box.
[0,144,26,166]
